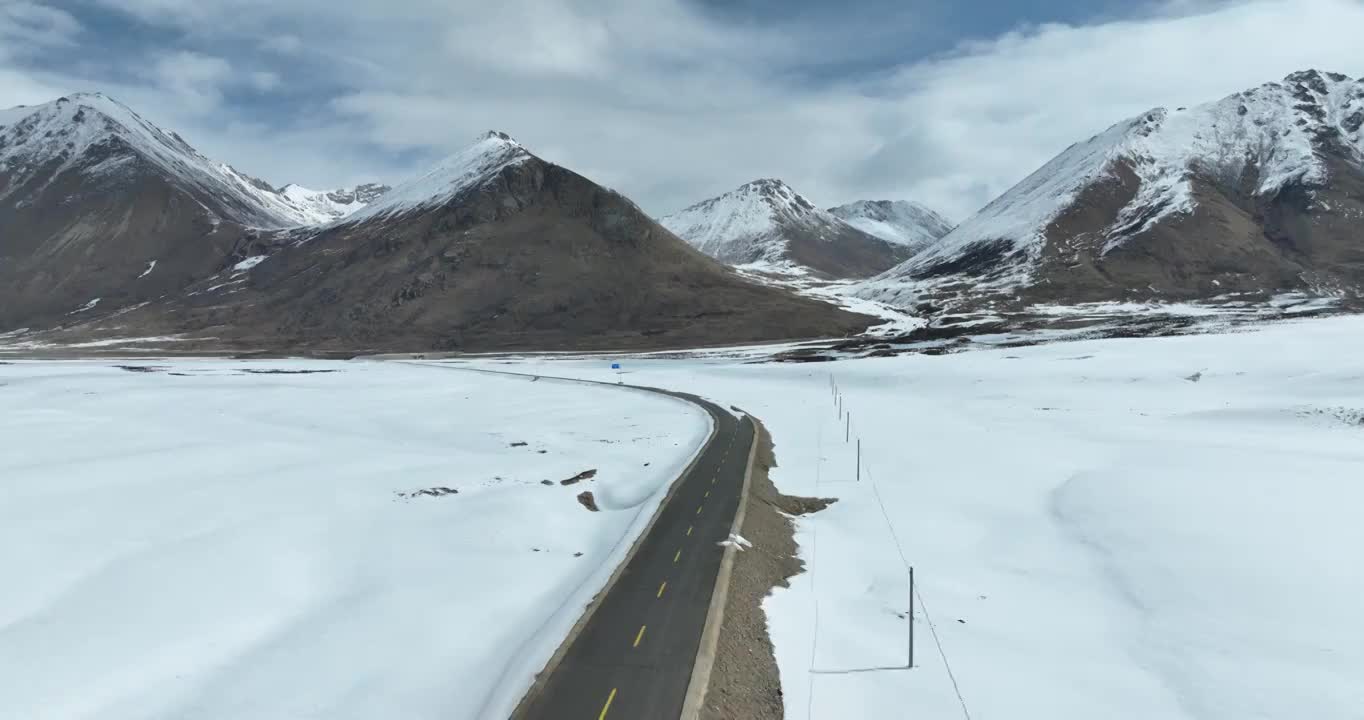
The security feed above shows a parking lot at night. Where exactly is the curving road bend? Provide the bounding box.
[510,387,754,720]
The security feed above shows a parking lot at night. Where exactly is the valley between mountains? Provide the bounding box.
[3,65,1363,720]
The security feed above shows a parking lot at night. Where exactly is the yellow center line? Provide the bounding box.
[598,688,617,720]
[633,624,647,648]
[704,490,710,498]
[687,525,693,536]
[712,476,717,485]
[657,581,667,598]
[674,549,682,563]
[696,505,703,515]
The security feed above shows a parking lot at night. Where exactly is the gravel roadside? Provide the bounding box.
[700,419,835,720]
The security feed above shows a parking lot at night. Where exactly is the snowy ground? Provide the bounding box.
[0,359,709,720]
[459,314,1364,720]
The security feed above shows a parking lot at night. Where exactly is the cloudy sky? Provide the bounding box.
[2,0,1362,220]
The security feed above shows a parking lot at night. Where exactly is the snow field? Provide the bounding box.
[461,314,1364,719]
[0,359,709,720]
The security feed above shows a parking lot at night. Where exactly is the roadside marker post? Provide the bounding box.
[611,362,622,384]
[909,566,915,669]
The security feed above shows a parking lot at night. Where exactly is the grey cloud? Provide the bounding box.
[9,0,1364,219]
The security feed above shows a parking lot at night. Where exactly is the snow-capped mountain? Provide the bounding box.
[277,183,391,224]
[58,131,872,351]
[0,93,324,228]
[341,131,529,224]
[859,69,1364,308]
[661,179,913,279]
[1,93,317,330]
[828,200,954,253]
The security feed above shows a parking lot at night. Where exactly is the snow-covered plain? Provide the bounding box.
[0,360,709,720]
[460,315,1364,720]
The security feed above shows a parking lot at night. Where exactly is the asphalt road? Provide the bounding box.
[512,390,754,720]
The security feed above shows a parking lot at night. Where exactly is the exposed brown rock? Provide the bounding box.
[560,469,598,486]
[576,491,599,512]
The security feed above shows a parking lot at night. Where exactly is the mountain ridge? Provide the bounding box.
[661,178,913,278]
[3,101,875,351]
[857,69,1364,309]
[827,199,954,253]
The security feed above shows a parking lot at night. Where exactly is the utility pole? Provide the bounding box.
[909,567,916,668]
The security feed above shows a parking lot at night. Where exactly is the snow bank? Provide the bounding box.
[0,360,708,720]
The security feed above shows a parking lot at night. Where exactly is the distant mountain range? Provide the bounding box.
[3,69,1362,352]
[0,96,871,350]
[660,179,951,279]
[857,69,1364,312]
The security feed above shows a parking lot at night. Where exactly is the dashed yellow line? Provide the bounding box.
[696,505,703,515]
[704,490,710,498]
[687,525,693,536]
[598,688,617,720]
[674,549,682,563]
[657,581,667,598]
[633,624,647,648]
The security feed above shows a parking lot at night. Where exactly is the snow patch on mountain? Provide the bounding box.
[0,94,322,228]
[828,200,954,252]
[662,178,847,266]
[862,69,1364,297]
[277,183,391,224]
[343,132,529,224]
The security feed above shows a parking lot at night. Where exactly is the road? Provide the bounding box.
[512,389,754,720]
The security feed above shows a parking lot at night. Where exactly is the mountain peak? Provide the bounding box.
[0,92,338,228]
[828,199,955,251]
[858,69,1364,307]
[662,178,913,277]
[740,177,791,191]
[343,133,531,223]
[1283,68,1353,89]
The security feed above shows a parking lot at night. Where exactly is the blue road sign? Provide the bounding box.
[611,363,621,370]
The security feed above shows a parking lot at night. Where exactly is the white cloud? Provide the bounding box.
[11,0,1364,217]
[850,0,1364,219]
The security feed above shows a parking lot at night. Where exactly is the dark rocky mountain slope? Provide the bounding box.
[39,131,873,351]
[858,70,1364,311]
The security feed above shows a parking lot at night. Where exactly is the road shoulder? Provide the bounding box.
[697,418,836,720]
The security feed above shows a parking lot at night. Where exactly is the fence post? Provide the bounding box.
[909,567,915,668]
[856,438,861,481]
[845,412,850,442]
